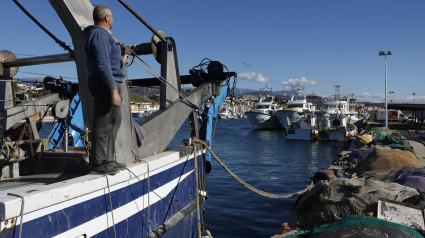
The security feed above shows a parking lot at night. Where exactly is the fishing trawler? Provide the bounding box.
[285,113,318,140]
[0,1,237,237]
[246,95,282,129]
[317,87,358,141]
[276,84,314,130]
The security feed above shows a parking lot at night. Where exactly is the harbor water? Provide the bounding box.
[169,118,347,238]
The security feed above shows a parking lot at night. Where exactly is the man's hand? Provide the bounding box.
[112,89,121,107]
[123,54,130,64]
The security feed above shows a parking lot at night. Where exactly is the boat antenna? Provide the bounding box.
[12,0,74,55]
[334,85,341,99]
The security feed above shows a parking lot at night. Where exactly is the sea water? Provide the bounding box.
[169,118,346,238]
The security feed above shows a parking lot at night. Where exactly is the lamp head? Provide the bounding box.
[379,51,385,56]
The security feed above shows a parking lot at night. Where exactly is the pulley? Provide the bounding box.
[0,50,19,77]
[151,30,167,63]
[54,99,69,119]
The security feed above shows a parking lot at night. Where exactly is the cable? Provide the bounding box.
[191,139,314,199]
[105,175,117,238]
[193,143,202,238]
[125,153,203,232]
[17,71,77,80]
[129,49,202,112]
[12,0,73,55]
[7,193,25,238]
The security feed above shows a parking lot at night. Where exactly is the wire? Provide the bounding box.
[7,193,25,238]
[125,152,204,232]
[130,51,202,112]
[105,175,117,238]
[17,71,77,80]
[193,143,202,238]
[12,0,74,55]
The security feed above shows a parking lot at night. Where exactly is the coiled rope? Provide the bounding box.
[191,139,314,199]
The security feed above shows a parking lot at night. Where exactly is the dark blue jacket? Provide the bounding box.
[84,25,125,91]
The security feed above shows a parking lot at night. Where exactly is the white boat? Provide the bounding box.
[218,109,232,119]
[285,113,319,140]
[246,95,282,129]
[317,97,358,141]
[131,111,144,117]
[276,96,314,129]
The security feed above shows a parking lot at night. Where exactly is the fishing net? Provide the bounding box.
[285,215,423,238]
[370,127,412,150]
[353,134,373,149]
[286,178,419,230]
[394,167,425,192]
[355,147,423,175]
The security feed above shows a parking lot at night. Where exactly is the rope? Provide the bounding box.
[105,176,117,238]
[191,139,314,199]
[192,143,202,238]
[7,193,25,238]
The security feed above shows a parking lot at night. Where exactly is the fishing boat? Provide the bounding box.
[317,92,358,141]
[285,112,318,140]
[276,83,315,130]
[246,95,282,129]
[276,96,314,129]
[218,107,232,119]
[0,1,237,237]
[131,111,145,117]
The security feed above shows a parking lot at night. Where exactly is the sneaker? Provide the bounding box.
[107,161,127,169]
[92,162,118,174]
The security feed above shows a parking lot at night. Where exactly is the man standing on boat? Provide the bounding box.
[84,5,129,173]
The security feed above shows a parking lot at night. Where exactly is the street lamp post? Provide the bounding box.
[379,51,392,128]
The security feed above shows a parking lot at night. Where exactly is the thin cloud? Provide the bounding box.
[281,77,316,90]
[355,92,425,103]
[239,72,268,83]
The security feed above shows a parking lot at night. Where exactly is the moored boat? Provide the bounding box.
[246,95,282,129]
[317,95,358,141]
[285,113,318,140]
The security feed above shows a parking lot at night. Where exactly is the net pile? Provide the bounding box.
[355,147,423,175]
[285,215,423,238]
[286,178,419,230]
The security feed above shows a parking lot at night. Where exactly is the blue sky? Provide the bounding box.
[1,0,425,103]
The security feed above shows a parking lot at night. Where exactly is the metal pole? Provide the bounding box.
[3,53,73,68]
[385,55,388,128]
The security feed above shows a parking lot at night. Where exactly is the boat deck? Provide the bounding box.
[0,173,83,192]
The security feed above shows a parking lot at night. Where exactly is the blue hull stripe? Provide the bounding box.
[8,155,205,237]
